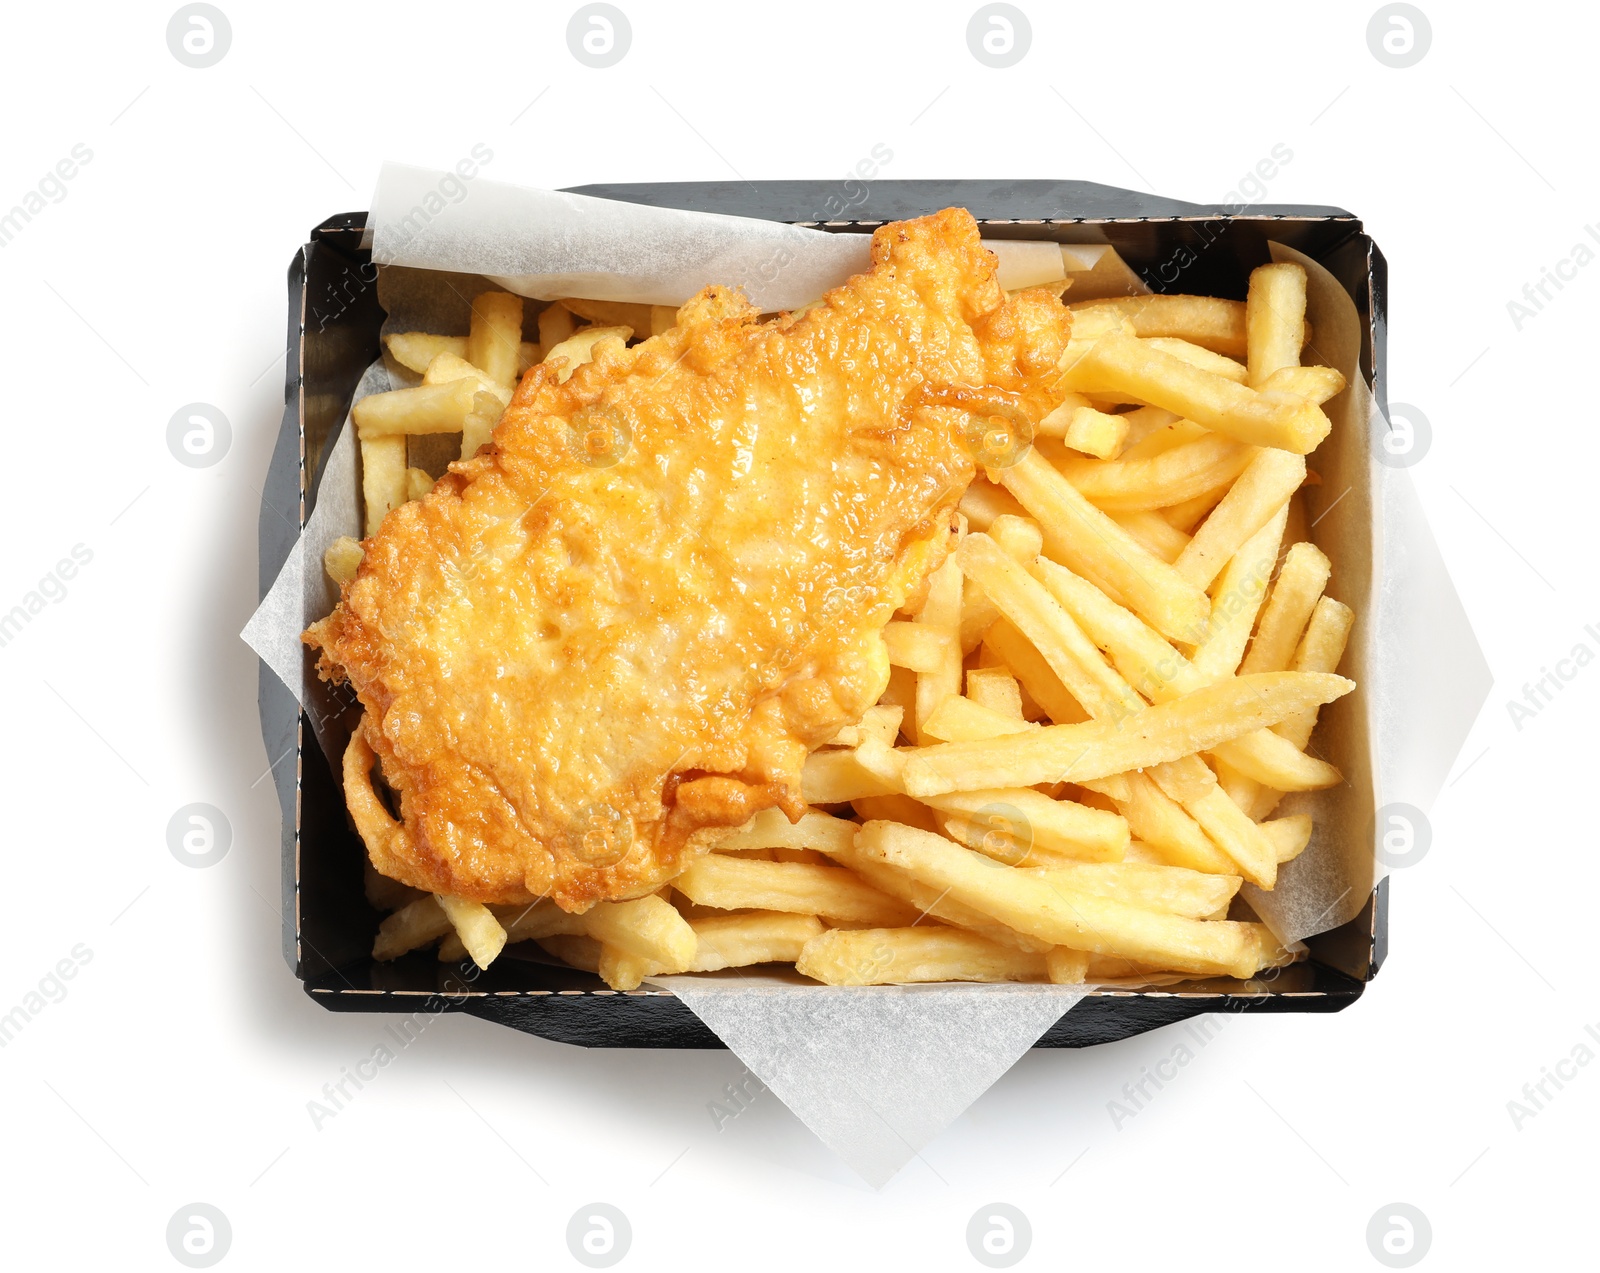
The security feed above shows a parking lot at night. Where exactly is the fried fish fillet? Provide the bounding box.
[306,208,1072,910]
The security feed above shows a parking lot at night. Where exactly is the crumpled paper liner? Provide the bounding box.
[242,166,1490,1186]
[368,163,872,311]
[655,972,1090,1187]
[241,361,389,775]
[1239,244,1492,941]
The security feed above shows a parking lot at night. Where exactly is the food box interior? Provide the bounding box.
[259,180,1388,1049]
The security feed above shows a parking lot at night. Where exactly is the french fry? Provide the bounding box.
[849,737,909,792]
[419,351,511,460]
[982,619,1088,724]
[933,804,1032,863]
[992,514,1044,560]
[1146,755,1278,888]
[958,533,1146,722]
[796,927,1049,985]
[826,704,904,748]
[1116,413,1201,461]
[859,704,909,747]
[1021,861,1240,919]
[1241,597,1356,820]
[898,672,1353,797]
[1216,547,1338,817]
[1211,729,1343,791]
[1080,773,1239,875]
[438,931,467,962]
[1114,833,1182,872]
[373,895,451,960]
[1262,364,1344,404]
[543,326,633,384]
[593,905,778,990]
[1189,507,1288,683]
[960,579,1001,655]
[959,514,1043,652]
[966,667,1024,719]
[1055,434,1255,513]
[1173,448,1306,590]
[1070,294,1251,357]
[1057,308,1136,373]
[852,794,941,834]
[537,934,601,973]
[1030,557,1342,792]
[353,378,480,438]
[537,300,575,349]
[812,823,1053,953]
[1143,337,1249,382]
[561,296,655,335]
[914,555,963,742]
[1277,596,1355,747]
[360,435,407,535]
[583,894,697,969]
[924,787,1129,863]
[1000,449,1210,643]
[958,480,1028,530]
[1113,405,1183,453]
[1262,814,1313,864]
[882,621,958,675]
[1286,489,1310,552]
[856,821,1279,978]
[1239,541,1332,675]
[1162,482,1232,533]
[962,541,1296,885]
[710,808,858,856]
[1062,406,1131,459]
[385,331,468,373]
[435,894,509,970]
[517,341,542,375]
[493,899,589,944]
[674,855,920,926]
[1045,948,1090,983]
[460,400,500,460]
[1108,510,1190,564]
[1245,263,1307,389]
[422,350,512,405]
[922,695,1037,743]
[404,467,433,501]
[801,748,900,803]
[878,664,918,718]
[685,911,826,970]
[598,945,652,991]
[324,536,364,587]
[1083,954,1170,982]
[1035,391,1098,439]
[1061,333,1331,454]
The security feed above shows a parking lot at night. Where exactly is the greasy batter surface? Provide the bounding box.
[305,209,1072,909]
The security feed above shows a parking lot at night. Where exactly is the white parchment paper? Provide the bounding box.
[1238,244,1491,943]
[242,167,1488,1186]
[654,973,1090,1187]
[370,163,870,311]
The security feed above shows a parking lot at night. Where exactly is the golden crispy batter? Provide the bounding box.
[305,209,1072,910]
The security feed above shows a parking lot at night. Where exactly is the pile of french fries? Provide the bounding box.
[338,258,1357,992]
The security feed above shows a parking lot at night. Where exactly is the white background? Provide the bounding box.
[0,1,1589,1267]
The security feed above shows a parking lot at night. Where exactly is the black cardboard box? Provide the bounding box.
[259,180,1387,1048]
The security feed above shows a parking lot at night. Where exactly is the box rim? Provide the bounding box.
[274,188,1385,1038]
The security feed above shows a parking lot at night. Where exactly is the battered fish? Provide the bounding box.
[306,208,1072,910]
